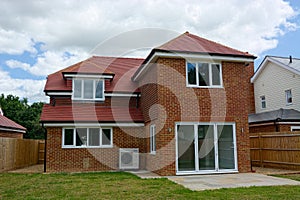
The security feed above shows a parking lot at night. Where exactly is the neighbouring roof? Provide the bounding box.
[44,56,145,93]
[155,31,255,58]
[0,114,26,133]
[251,56,300,82]
[40,104,144,123]
[249,108,300,124]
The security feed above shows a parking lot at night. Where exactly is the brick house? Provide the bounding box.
[40,32,256,175]
[0,108,26,138]
[249,56,300,133]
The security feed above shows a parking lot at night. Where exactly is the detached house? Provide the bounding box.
[40,32,256,175]
[249,56,300,133]
[0,108,26,138]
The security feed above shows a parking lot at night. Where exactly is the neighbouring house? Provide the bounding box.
[249,56,300,133]
[0,108,26,138]
[40,32,256,175]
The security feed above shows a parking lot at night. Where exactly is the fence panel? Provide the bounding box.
[0,138,44,172]
[250,131,300,170]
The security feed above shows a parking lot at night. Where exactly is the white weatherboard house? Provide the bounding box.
[249,56,300,133]
[251,56,300,113]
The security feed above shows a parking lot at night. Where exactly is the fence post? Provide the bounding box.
[259,133,263,167]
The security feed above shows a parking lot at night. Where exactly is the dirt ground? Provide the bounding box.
[7,164,300,175]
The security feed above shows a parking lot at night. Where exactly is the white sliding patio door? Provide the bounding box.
[176,122,237,174]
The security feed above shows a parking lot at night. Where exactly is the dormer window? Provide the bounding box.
[72,79,104,101]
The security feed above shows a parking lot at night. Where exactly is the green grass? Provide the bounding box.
[0,172,300,199]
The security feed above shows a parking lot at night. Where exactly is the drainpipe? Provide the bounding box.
[42,123,47,173]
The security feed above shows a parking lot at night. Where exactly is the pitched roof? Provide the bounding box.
[155,31,255,57]
[44,56,145,93]
[251,56,300,82]
[0,114,26,132]
[40,104,144,123]
[249,108,300,124]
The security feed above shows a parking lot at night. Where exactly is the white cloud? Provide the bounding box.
[0,0,297,55]
[0,69,47,102]
[6,50,89,76]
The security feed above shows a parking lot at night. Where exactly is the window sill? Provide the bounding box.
[62,145,113,149]
[186,85,223,89]
[150,151,156,155]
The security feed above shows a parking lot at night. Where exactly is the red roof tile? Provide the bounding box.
[0,114,26,131]
[40,104,144,123]
[156,31,255,57]
[44,56,145,93]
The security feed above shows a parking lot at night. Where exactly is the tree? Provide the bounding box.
[0,94,45,139]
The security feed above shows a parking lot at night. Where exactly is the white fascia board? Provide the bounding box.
[105,93,140,97]
[133,51,255,81]
[42,123,145,127]
[46,92,72,96]
[0,127,26,133]
[64,74,114,79]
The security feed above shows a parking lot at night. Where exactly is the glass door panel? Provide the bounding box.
[198,125,215,170]
[217,125,235,169]
[177,125,195,171]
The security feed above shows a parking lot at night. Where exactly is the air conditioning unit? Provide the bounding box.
[119,148,139,170]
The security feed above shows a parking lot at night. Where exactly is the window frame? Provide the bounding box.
[150,124,156,154]
[291,126,300,132]
[186,61,223,88]
[62,127,113,148]
[260,95,266,109]
[285,89,293,105]
[72,79,105,101]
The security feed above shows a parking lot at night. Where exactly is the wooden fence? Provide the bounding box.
[250,131,300,170]
[0,138,44,172]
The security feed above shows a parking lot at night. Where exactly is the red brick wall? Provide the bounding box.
[0,130,23,138]
[139,57,253,175]
[46,126,146,172]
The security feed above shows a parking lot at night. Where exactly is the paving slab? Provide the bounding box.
[167,173,300,191]
[128,170,162,179]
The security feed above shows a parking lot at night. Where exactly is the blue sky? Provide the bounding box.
[0,0,299,102]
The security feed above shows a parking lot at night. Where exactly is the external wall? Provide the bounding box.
[249,123,295,133]
[46,126,146,172]
[140,57,253,175]
[0,131,23,139]
[254,62,300,113]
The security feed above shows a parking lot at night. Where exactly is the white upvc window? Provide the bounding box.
[72,79,104,101]
[285,89,293,105]
[150,125,156,154]
[62,127,113,148]
[186,61,222,88]
[260,96,266,109]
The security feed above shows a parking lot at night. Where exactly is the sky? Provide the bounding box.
[0,0,299,103]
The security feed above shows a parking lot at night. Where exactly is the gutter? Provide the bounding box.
[41,123,47,173]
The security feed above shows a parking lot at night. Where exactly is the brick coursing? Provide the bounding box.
[46,126,146,172]
[139,58,253,175]
[249,124,293,133]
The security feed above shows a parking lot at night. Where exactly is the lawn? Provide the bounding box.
[0,172,300,199]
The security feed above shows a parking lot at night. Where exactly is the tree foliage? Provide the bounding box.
[0,94,45,139]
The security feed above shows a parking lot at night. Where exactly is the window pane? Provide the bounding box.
[83,80,94,99]
[286,90,292,104]
[150,125,156,152]
[217,125,235,169]
[102,129,112,145]
[187,63,196,85]
[64,129,74,146]
[212,64,221,86]
[76,128,87,146]
[74,80,82,98]
[177,125,195,171]
[95,80,103,99]
[89,128,100,146]
[198,63,209,86]
[198,125,215,170]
